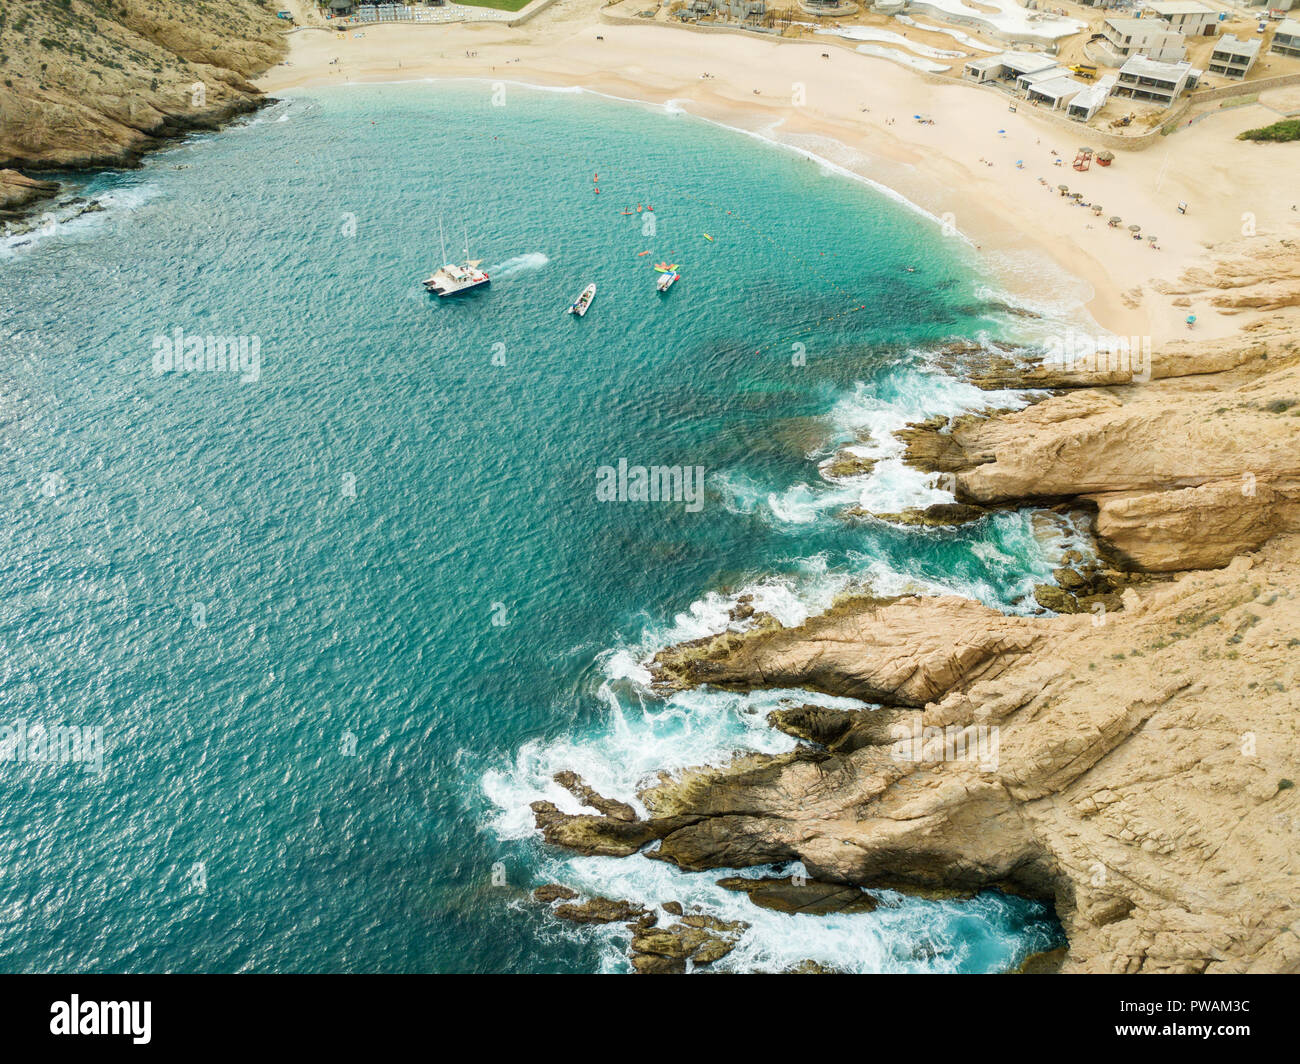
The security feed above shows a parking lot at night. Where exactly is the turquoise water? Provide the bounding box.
[0,82,1066,972]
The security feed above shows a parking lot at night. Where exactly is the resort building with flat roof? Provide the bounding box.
[1113,54,1199,106]
[961,51,1059,84]
[1208,34,1261,78]
[1272,18,1300,57]
[1097,18,1188,64]
[1145,1,1220,38]
[1066,74,1117,121]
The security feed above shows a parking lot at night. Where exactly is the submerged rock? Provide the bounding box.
[1013,946,1069,974]
[851,502,990,527]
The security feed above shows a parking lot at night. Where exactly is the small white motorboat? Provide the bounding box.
[568,283,596,316]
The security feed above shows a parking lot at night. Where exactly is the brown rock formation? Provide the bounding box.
[717,875,878,915]
[896,318,1300,570]
[538,543,1299,972]
[0,0,286,217]
[0,169,60,215]
[651,594,1048,704]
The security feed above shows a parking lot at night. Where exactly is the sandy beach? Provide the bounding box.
[261,0,1300,343]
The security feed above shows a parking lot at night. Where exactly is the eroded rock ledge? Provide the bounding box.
[535,545,1299,972]
[533,309,1300,973]
[894,317,1300,571]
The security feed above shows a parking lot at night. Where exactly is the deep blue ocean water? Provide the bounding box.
[0,82,1069,972]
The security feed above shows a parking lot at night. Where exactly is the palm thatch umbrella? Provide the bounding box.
[1097,150,1115,166]
[1057,184,1070,195]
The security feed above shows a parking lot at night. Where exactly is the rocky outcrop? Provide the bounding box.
[651,594,1048,703]
[717,875,878,915]
[553,770,638,822]
[0,169,60,215]
[629,914,749,973]
[894,322,1300,570]
[530,251,1300,974]
[0,0,286,221]
[539,541,1300,972]
[1154,237,1300,314]
[552,895,651,926]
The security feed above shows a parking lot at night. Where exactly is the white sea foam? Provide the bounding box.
[519,853,1056,974]
[481,685,862,835]
[488,251,550,278]
[2,184,160,258]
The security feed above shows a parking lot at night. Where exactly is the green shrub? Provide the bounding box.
[1237,119,1300,143]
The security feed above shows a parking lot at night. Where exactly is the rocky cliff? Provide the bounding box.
[0,0,286,209]
[533,258,1300,972]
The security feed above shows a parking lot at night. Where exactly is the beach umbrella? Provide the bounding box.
[1098,150,1114,162]
[1147,235,1157,243]
[1128,224,1141,233]
[1109,216,1121,225]
[1092,204,1103,214]
[1186,314,1197,325]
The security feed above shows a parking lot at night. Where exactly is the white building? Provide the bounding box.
[1113,54,1199,106]
[1066,74,1117,121]
[1145,1,1220,38]
[1273,18,1300,57]
[962,51,1059,84]
[1024,74,1089,108]
[1208,34,1261,78]
[1098,18,1188,64]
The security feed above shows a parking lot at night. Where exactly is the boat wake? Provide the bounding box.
[488,251,550,279]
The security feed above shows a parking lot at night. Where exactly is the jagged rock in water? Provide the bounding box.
[628,914,749,973]
[552,896,651,926]
[532,884,579,905]
[553,770,637,822]
[717,876,878,915]
[850,502,990,527]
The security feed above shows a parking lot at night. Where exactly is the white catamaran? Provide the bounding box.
[567,283,596,317]
[422,220,490,297]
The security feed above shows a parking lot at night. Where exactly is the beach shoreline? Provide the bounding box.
[259,3,1300,343]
